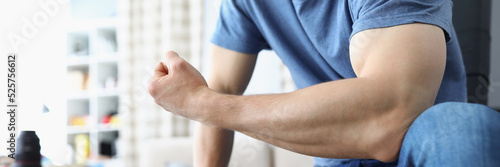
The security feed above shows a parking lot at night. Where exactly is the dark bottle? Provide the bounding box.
[13,131,41,167]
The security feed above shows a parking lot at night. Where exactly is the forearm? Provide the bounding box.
[196,77,433,161]
[194,123,233,167]
[193,87,239,166]
[192,45,258,166]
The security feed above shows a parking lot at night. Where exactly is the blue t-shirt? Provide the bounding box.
[211,0,467,166]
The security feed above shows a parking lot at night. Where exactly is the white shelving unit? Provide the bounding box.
[65,0,120,163]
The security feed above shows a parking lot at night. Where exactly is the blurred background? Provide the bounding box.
[0,0,498,167]
[0,0,295,166]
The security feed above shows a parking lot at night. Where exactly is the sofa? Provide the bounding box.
[138,134,314,167]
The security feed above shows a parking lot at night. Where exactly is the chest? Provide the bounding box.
[254,0,356,79]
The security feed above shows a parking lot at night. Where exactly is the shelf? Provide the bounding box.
[67,91,91,100]
[67,125,91,134]
[66,0,120,161]
[67,89,119,99]
[94,54,119,62]
[98,124,120,132]
[67,53,118,62]
[67,56,90,67]
[97,89,119,97]
[66,54,118,68]
[67,125,119,134]
[67,126,119,134]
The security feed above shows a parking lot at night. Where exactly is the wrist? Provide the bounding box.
[190,87,219,126]
[192,87,241,129]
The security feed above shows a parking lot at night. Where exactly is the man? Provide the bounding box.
[148,0,500,166]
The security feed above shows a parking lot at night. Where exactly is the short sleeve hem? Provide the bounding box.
[350,13,453,42]
[211,32,266,54]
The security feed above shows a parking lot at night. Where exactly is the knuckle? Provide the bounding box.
[171,59,187,71]
[178,60,188,69]
[166,51,177,56]
[147,81,158,97]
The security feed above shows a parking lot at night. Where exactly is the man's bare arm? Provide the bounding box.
[193,45,257,167]
[149,23,446,162]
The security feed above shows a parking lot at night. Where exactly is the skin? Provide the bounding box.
[193,46,258,166]
[148,23,446,164]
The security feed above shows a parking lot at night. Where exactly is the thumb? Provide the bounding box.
[164,51,183,68]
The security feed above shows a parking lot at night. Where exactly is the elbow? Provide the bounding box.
[372,138,403,162]
[369,101,423,162]
[370,121,407,162]
[371,101,430,162]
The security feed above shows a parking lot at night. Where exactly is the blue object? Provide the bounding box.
[396,102,500,167]
[211,0,466,104]
[210,0,493,166]
[313,102,500,167]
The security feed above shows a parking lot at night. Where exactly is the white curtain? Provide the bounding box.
[117,0,203,166]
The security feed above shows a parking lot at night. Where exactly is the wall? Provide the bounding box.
[0,1,69,163]
[489,0,500,109]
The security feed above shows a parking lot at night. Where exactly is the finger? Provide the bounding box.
[153,62,168,78]
[164,51,183,67]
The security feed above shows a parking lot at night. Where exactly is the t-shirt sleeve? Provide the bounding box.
[211,0,267,54]
[350,0,454,41]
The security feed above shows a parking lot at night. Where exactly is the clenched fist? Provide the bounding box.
[148,51,209,120]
